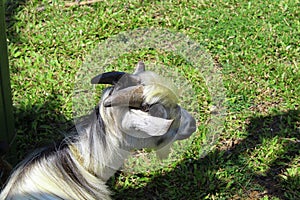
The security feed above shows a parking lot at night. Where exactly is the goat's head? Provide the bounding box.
[91,62,196,157]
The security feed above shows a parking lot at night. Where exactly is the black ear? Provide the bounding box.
[91,71,125,84]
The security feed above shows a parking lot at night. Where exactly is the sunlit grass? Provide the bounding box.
[3,0,299,199]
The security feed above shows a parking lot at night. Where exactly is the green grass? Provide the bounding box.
[3,0,300,199]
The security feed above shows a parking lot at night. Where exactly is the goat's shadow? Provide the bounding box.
[110,110,300,200]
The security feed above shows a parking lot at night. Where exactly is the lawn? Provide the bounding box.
[2,0,300,199]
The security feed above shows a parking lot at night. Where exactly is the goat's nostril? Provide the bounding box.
[189,117,197,132]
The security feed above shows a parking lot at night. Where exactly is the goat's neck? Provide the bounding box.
[72,111,129,181]
[71,140,128,181]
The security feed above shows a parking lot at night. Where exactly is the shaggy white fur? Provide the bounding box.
[0,63,196,200]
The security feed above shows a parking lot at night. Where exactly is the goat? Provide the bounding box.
[0,61,196,200]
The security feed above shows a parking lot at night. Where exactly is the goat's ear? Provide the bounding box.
[91,71,125,84]
[133,61,145,74]
[122,110,174,137]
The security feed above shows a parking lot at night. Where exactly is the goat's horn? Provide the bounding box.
[103,85,144,108]
[91,71,141,90]
[91,71,125,84]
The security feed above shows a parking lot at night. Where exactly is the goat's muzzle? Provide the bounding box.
[176,108,196,140]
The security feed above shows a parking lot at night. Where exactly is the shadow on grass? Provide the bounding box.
[110,110,299,200]
[245,110,300,199]
[5,0,27,43]
[0,93,73,187]
[13,94,73,159]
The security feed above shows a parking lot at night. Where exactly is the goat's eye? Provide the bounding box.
[141,103,150,112]
[148,103,168,119]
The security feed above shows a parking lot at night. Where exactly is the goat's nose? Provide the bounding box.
[176,108,196,140]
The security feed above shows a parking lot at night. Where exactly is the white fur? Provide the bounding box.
[0,67,195,200]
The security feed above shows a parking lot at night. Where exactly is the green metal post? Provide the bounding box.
[0,0,16,163]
